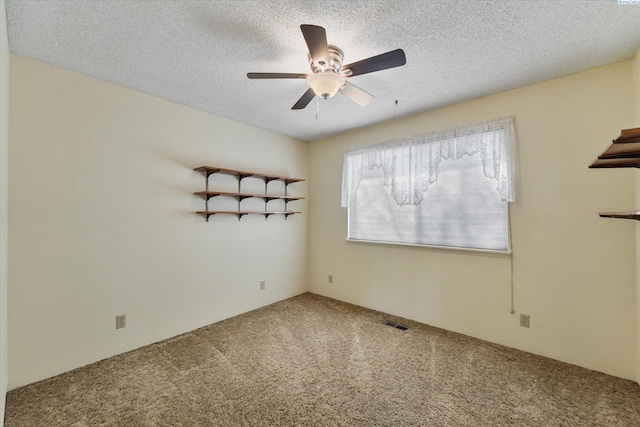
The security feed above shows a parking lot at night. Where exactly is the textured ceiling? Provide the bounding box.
[5,0,640,141]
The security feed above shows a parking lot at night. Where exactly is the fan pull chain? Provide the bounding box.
[316,97,320,120]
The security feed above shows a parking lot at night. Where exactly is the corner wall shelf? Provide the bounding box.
[194,166,305,221]
[589,127,640,221]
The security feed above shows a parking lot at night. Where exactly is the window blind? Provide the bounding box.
[341,117,516,251]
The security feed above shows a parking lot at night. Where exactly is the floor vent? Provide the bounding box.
[384,321,409,331]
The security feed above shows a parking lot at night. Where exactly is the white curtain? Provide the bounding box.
[341,116,516,208]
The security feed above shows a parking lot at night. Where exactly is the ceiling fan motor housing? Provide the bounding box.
[307,45,347,99]
[309,45,344,74]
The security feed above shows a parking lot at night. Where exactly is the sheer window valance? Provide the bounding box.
[341,116,516,208]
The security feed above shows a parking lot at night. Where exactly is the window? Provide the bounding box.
[341,117,516,252]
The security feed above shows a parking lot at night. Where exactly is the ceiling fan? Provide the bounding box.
[247,24,406,110]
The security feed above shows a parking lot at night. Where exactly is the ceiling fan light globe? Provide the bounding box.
[307,72,345,99]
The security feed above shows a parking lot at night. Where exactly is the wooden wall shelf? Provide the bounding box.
[194,166,304,221]
[590,127,640,221]
[193,191,304,202]
[196,210,303,221]
[193,166,305,185]
[598,211,640,221]
[589,128,640,169]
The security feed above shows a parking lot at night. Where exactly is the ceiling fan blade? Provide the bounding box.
[342,49,406,77]
[300,24,330,69]
[292,88,316,110]
[339,81,374,106]
[247,72,308,79]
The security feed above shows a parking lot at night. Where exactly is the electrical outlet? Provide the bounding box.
[519,314,530,328]
[116,314,126,329]
[328,275,333,284]
[260,280,265,290]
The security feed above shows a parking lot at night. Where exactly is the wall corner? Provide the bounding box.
[633,46,640,386]
[0,0,9,423]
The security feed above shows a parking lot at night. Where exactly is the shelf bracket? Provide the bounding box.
[197,212,214,222]
[205,171,211,212]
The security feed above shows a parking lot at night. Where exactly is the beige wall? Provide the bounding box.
[308,61,637,380]
[1,0,9,422]
[8,55,309,388]
[6,49,639,392]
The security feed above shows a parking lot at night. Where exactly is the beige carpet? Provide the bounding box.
[5,293,640,426]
